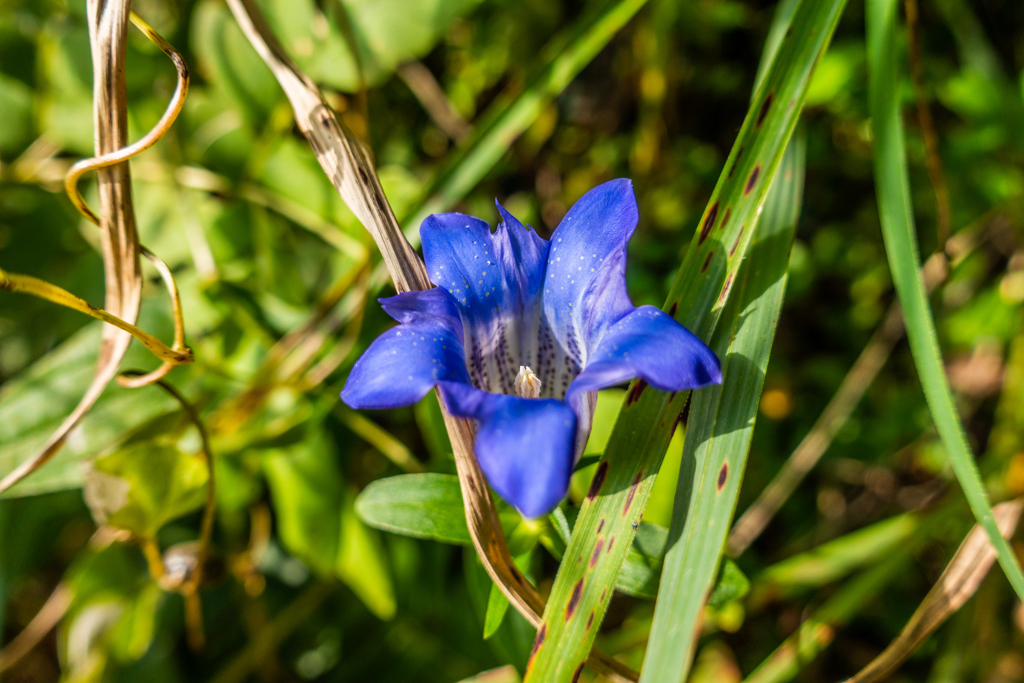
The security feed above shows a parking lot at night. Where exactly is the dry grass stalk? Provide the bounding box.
[728,251,948,556]
[0,0,142,494]
[397,61,472,142]
[842,497,1024,683]
[0,583,72,673]
[224,1,635,678]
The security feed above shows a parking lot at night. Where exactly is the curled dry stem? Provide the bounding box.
[65,10,193,386]
[0,4,195,493]
[117,246,191,387]
[0,267,192,364]
[122,375,216,650]
[65,11,189,228]
[0,0,145,496]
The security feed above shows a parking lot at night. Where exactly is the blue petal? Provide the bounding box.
[494,200,548,316]
[439,382,576,518]
[341,291,471,409]
[565,305,722,406]
[420,210,550,394]
[421,212,505,314]
[539,180,638,395]
[379,287,464,328]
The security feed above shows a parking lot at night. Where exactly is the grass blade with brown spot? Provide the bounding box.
[640,129,805,683]
[522,2,849,680]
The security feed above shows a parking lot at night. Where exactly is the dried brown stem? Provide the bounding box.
[65,11,189,228]
[0,0,142,494]
[0,583,72,674]
[842,498,1024,683]
[397,61,472,142]
[223,2,635,678]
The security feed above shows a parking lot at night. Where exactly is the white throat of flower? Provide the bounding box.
[514,365,542,399]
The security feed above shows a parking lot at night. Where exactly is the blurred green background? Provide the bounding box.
[1,0,1023,681]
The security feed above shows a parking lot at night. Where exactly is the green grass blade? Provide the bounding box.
[742,547,914,683]
[399,0,650,232]
[522,2,849,680]
[752,512,918,597]
[640,129,806,683]
[865,0,1024,601]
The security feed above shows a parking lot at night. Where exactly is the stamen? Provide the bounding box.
[514,365,542,399]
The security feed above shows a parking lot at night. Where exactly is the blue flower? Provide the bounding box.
[342,179,722,518]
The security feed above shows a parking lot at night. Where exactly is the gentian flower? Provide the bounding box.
[342,180,721,517]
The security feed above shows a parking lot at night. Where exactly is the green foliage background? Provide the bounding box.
[1,0,1024,681]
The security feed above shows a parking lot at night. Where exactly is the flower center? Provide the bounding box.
[514,365,542,399]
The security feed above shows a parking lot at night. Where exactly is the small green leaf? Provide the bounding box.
[263,0,482,92]
[0,73,32,153]
[355,473,472,545]
[63,544,160,669]
[87,442,208,538]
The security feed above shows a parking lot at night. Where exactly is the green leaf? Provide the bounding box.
[191,0,284,125]
[0,73,32,153]
[263,0,481,92]
[708,560,750,610]
[523,1,848,679]
[866,0,1024,601]
[264,432,396,618]
[63,544,161,669]
[484,581,511,639]
[337,490,397,620]
[641,130,806,682]
[0,323,180,498]
[355,473,472,545]
[263,431,344,573]
[86,442,209,538]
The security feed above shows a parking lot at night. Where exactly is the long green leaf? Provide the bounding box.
[640,129,806,683]
[520,2,847,679]
[521,2,848,680]
[865,0,1024,600]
